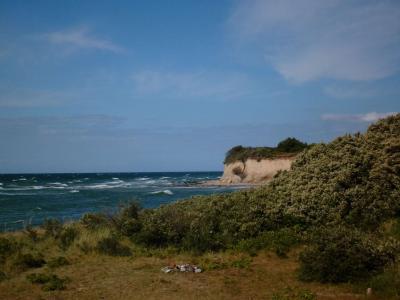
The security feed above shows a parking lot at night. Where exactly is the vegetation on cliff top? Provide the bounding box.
[224,137,308,164]
[1,114,400,298]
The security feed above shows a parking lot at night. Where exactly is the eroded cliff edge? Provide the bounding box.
[219,156,296,184]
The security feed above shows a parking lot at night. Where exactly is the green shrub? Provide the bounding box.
[59,227,79,250]
[366,265,400,298]
[390,218,400,239]
[42,219,63,238]
[0,237,14,264]
[13,253,46,270]
[47,256,69,269]
[0,271,7,282]
[27,273,68,291]
[298,226,399,283]
[24,226,39,242]
[96,236,131,256]
[277,137,308,153]
[224,138,307,164]
[230,256,252,269]
[113,202,142,236]
[80,212,109,230]
[235,228,300,257]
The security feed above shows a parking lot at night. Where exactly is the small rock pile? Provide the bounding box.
[161,264,202,273]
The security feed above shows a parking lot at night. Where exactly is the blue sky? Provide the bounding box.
[0,0,399,173]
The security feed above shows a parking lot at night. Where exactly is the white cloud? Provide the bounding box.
[321,112,397,122]
[43,26,123,53]
[229,0,400,83]
[132,70,255,100]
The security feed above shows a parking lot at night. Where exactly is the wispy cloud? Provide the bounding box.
[321,112,397,122]
[132,70,256,100]
[43,26,123,53]
[229,0,400,83]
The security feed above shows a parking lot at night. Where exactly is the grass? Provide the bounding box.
[0,244,369,300]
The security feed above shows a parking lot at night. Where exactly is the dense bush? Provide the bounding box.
[0,271,7,282]
[47,256,69,268]
[58,227,79,250]
[277,137,308,153]
[27,273,68,291]
[13,253,46,270]
[0,237,15,264]
[42,219,63,238]
[96,236,131,256]
[298,226,399,283]
[366,265,400,298]
[224,138,308,164]
[112,202,142,236]
[80,212,110,230]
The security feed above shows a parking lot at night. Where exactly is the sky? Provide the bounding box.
[0,0,399,173]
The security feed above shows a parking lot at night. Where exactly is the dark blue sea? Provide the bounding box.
[0,172,242,231]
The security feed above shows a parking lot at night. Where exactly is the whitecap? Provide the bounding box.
[149,189,174,195]
[145,180,156,184]
[112,177,119,180]
[70,190,79,193]
[137,177,149,181]
[85,184,115,189]
[49,182,68,187]
[33,186,46,190]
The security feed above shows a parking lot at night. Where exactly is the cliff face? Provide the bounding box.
[219,157,295,184]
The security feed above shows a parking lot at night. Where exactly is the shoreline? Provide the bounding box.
[197,179,267,187]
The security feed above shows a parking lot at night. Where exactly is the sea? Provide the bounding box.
[0,172,242,231]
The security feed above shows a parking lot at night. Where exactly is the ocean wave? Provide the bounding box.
[149,189,174,195]
[145,180,156,184]
[136,177,149,181]
[112,177,119,180]
[70,190,79,193]
[33,186,46,190]
[0,192,37,196]
[49,182,69,187]
[12,178,27,182]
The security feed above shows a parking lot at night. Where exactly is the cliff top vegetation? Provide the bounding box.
[224,137,308,164]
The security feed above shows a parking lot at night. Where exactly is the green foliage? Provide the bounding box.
[230,256,252,269]
[47,256,69,269]
[224,137,308,164]
[24,226,39,242]
[390,218,400,239]
[298,226,399,283]
[366,265,400,298]
[13,253,46,270]
[96,236,131,256]
[42,219,63,238]
[277,137,308,153]
[58,227,79,250]
[0,237,15,264]
[80,212,109,230]
[235,228,300,257]
[113,202,142,236]
[0,271,7,282]
[27,273,68,291]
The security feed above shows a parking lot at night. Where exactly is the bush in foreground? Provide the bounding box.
[298,226,399,283]
[27,273,69,291]
[96,236,131,256]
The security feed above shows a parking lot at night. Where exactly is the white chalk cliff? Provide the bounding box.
[219,157,295,184]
